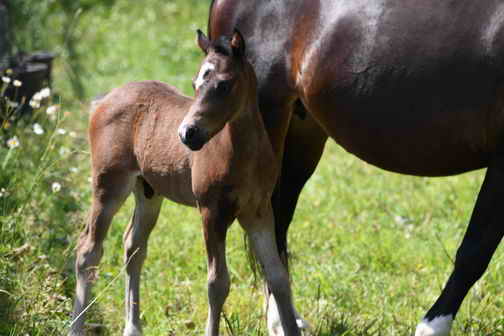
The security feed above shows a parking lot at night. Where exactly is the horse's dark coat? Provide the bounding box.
[208,0,504,333]
[211,0,504,176]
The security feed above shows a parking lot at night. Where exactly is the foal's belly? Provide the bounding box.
[142,170,196,207]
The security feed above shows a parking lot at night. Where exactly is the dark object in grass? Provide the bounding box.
[1,51,55,119]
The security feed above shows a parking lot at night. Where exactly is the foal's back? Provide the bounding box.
[90,80,196,206]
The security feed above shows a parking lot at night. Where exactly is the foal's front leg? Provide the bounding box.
[200,206,232,336]
[239,205,301,336]
[268,109,326,335]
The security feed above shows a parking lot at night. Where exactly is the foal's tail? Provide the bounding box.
[89,93,108,112]
[244,233,264,288]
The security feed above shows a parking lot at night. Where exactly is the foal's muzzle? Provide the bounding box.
[178,124,207,151]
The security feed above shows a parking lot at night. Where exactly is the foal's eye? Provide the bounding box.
[216,80,231,94]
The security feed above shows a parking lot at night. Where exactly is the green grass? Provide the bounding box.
[2,0,504,335]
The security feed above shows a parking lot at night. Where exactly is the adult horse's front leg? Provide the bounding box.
[200,206,232,336]
[415,156,504,336]
[269,105,327,335]
[239,205,301,336]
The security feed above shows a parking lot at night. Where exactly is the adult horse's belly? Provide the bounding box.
[307,91,496,176]
[296,0,504,176]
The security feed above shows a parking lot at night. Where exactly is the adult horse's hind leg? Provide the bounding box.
[273,102,328,270]
[123,177,163,336]
[71,171,135,336]
[268,103,328,335]
[415,156,504,336]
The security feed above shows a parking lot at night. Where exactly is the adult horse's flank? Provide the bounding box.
[70,31,301,336]
[209,1,504,335]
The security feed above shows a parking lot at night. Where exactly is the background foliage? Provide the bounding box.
[1,1,503,335]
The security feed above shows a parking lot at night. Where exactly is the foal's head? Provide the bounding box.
[178,29,255,151]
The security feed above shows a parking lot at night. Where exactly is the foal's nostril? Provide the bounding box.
[185,125,198,140]
[179,124,206,151]
[178,124,199,142]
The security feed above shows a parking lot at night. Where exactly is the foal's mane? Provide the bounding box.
[209,36,233,56]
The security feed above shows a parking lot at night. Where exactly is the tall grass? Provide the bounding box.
[2,1,504,335]
[0,83,85,335]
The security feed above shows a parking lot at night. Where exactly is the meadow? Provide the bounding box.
[1,1,503,335]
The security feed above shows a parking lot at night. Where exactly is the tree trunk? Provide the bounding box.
[0,0,9,68]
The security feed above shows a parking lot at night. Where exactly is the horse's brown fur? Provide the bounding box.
[70,32,301,336]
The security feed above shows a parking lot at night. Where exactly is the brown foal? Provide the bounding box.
[70,30,301,336]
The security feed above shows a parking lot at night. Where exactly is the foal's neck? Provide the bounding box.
[227,68,264,137]
[226,100,267,155]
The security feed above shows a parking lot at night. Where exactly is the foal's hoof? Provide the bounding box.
[266,295,311,335]
[267,314,311,336]
[68,330,85,336]
[123,323,143,336]
[414,315,453,336]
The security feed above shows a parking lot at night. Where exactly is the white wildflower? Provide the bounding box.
[46,105,59,115]
[39,87,51,99]
[29,99,41,109]
[6,136,20,149]
[32,92,42,102]
[13,79,22,87]
[394,215,408,225]
[59,147,69,156]
[56,128,67,135]
[33,123,44,135]
[2,76,10,84]
[69,167,79,173]
[51,182,61,193]
[0,188,6,197]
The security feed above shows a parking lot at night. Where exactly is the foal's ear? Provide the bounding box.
[231,28,245,57]
[196,29,210,54]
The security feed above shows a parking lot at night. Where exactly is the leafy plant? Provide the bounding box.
[0,76,83,335]
[8,0,117,100]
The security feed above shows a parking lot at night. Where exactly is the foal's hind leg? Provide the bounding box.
[415,157,504,336]
[71,171,135,336]
[240,206,301,336]
[123,178,163,336]
[269,107,327,335]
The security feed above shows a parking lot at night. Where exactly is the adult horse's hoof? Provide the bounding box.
[414,315,453,336]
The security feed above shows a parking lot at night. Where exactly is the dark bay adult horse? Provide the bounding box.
[204,1,504,335]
